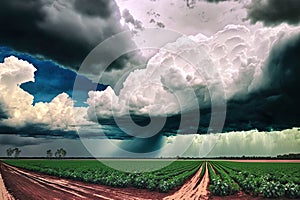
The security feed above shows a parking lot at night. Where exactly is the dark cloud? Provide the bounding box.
[263,34,300,97]
[0,134,50,147]
[156,22,165,28]
[0,123,137,141]
[0,0,138,75]
[74,0,112,17]
[119,134,164,153]
[204,0,230,3]
[0,103,8,120]
[122,9,143,31]
[186,0,197,9]
[247,0,300,26]
[216,34,300,131]
[0,124,78,139]
[185,0,231,8]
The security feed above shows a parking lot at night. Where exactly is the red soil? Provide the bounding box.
[0,167,14,200]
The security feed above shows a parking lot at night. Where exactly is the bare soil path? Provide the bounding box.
[0,166,14,200]
[164,162,210,200]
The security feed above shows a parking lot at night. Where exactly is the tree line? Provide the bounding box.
[46,148,67,158]
[6,148,67,158]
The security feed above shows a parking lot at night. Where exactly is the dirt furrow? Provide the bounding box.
[164,162,209,200]
[5,164,124,199]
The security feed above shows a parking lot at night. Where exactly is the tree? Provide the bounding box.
[14,148,21,158]
[55,149,60,158]
[6,148,14,157]
[55,148,67,158]
[61,148,66,157]
[6,148,21,158]
[46,149,53,158]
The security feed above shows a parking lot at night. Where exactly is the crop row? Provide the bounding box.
[208,162,238,196]
[209,161,300,199]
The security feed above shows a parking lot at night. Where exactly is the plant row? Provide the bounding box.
[213,161,300,199]
[208,162,239,196]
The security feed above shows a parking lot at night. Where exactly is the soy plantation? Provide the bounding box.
[3,159,201,193]
[209,161,300,198]
[3,159,300,198]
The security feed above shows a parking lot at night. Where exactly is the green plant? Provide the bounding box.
[260,181,285,198]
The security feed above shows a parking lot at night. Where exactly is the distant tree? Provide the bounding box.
[6,148,14,157]
[55,150,59,158]
[277,153,300,159]
[14,148,21,158]
[46,149,53,158]
[55,148,67,158]
[61,148,66,157]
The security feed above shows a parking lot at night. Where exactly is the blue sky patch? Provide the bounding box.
[0,46,107,107]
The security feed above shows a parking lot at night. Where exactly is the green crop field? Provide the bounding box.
[3,159,202,192]
[209,161,300,198]
[3,159,300,198]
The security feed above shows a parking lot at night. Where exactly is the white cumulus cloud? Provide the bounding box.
[0,56,89,131]
[87,24,300,121]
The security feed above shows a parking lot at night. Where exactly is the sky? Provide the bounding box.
[0,0,300,158]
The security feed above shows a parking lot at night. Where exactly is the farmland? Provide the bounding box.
[3,159,202,193]
[1,159,300,199]
[209,161,300,198]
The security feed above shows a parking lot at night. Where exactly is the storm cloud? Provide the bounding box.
[0,134,50,147]
[86,24,300,136]
[185,0,235,8]
[0,0,139,78]
[122,9,144,31]
[247,0,300,26]
[222,33,300,131]
[74,0,113,17]
[204,0,231,3]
